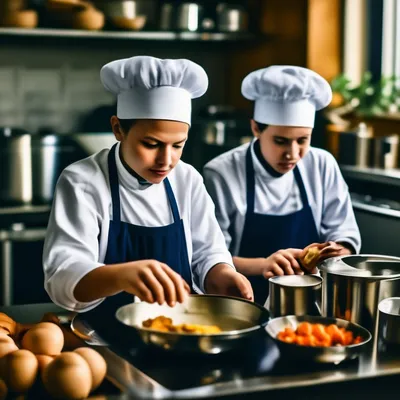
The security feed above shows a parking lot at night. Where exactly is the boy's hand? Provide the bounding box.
[117,260,190,307]
[204,264,254,302]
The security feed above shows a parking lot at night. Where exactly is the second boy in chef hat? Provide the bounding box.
[204,65,361,305]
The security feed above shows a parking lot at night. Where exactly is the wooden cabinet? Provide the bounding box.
[227,0,342,111]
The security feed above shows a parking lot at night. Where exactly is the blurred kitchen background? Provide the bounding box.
[0,0,400,306]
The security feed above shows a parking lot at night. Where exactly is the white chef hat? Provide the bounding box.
[241,65,332,128]
[100,56,208,126]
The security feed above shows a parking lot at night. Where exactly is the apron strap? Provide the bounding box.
[245,146,256,215]
[164,178,180,223]
[108,144,121,229]
[293,166,311,207]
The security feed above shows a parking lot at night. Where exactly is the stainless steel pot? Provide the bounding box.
[378,297,400,344]
[176,2,203,32]
[373,135,399,169]
[31,133,82,204]
[337,129,373,167]
[216,3,248,32]
[269,275,322,318]
[115,295,269,354]
[95,0,157,27]
[320,254,400,337]
[0,127,32,205]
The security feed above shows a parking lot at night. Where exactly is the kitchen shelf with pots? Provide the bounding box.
[0,27,257,42]
[340,164,400,187]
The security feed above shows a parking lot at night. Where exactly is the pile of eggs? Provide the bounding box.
[0,313,107,399]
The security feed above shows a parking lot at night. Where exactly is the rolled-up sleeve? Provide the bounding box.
[320,155,361,253]
[43,169,106,312]
[190,172,235,293]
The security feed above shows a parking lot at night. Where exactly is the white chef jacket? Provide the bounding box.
[43,143,234,312]
[203,140,361,256]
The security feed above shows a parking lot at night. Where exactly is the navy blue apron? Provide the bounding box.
[100,143,192,310]
[238,145,320,305]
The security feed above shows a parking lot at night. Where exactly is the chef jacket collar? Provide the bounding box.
[115,142,153,190]
[253,139,283,178]
[251,139,285,181]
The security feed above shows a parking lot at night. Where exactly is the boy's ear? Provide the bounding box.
[111,116,123,141]
[250,119,261,138]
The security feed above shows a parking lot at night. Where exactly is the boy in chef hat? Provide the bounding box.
[43,56,253,312]
[204,65,361,305]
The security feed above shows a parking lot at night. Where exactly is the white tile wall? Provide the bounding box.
[0,41,228,133]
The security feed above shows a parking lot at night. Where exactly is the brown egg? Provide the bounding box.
[0,379,7,400]
[42,352,92,400]
[0,333,18,359]
[36,355,54,380]
[2,349,38,393]
[21,322,64,356]
[74,347,107,391]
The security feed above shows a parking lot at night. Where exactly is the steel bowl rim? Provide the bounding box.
[319,254,400,280]
[269,274,323,288]
[378,296,400,316]
[115,294,269,338]
[266,314,372,350]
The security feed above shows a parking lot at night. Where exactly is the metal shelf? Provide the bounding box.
[0,27,256,42]
[0,205,51,215]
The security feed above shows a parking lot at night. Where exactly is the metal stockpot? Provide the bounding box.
[0,127,32,205]
[378,297,400,345]
[373,135,399,169]
[320,255,400,336]
[269,275,322,318]
[31,133,82,204]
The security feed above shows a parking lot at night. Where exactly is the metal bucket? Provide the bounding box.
[320,255,400,337]
[269,275,322,318]
[378,297,400,344]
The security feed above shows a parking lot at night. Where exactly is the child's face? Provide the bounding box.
[251,121,312,174]
[112,117,189,184]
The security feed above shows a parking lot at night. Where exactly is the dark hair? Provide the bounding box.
[254,121,269,133]
[118,119,137,134]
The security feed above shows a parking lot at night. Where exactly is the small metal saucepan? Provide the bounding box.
[114,295,269,355]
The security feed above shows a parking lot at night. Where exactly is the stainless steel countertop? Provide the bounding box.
[2,303,400,400]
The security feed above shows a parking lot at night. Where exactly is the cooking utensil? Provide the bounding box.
[373,135,399,169]
[378,297,400,345]
[110,15,146,30]
[337,123,373,167]
[95,0,156,29]
[320,254,400,336]
[176,2,203,32]
[266,315,371,364]
[31,132,83,204]
[159,2,174,30]
[216,3,248,32]
[115,295,270,355]
[269,275,322,318]
[71,314,108,346]
[0,127,32,205]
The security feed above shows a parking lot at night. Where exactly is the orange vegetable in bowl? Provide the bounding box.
[277,322,364,347]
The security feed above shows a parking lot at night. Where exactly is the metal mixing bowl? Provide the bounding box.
[115,295,270,354]
[266,315,372,364]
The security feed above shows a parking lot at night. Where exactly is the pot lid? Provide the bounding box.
[319,254,400,280]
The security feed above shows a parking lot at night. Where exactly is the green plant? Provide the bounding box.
[330,72,400,117]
